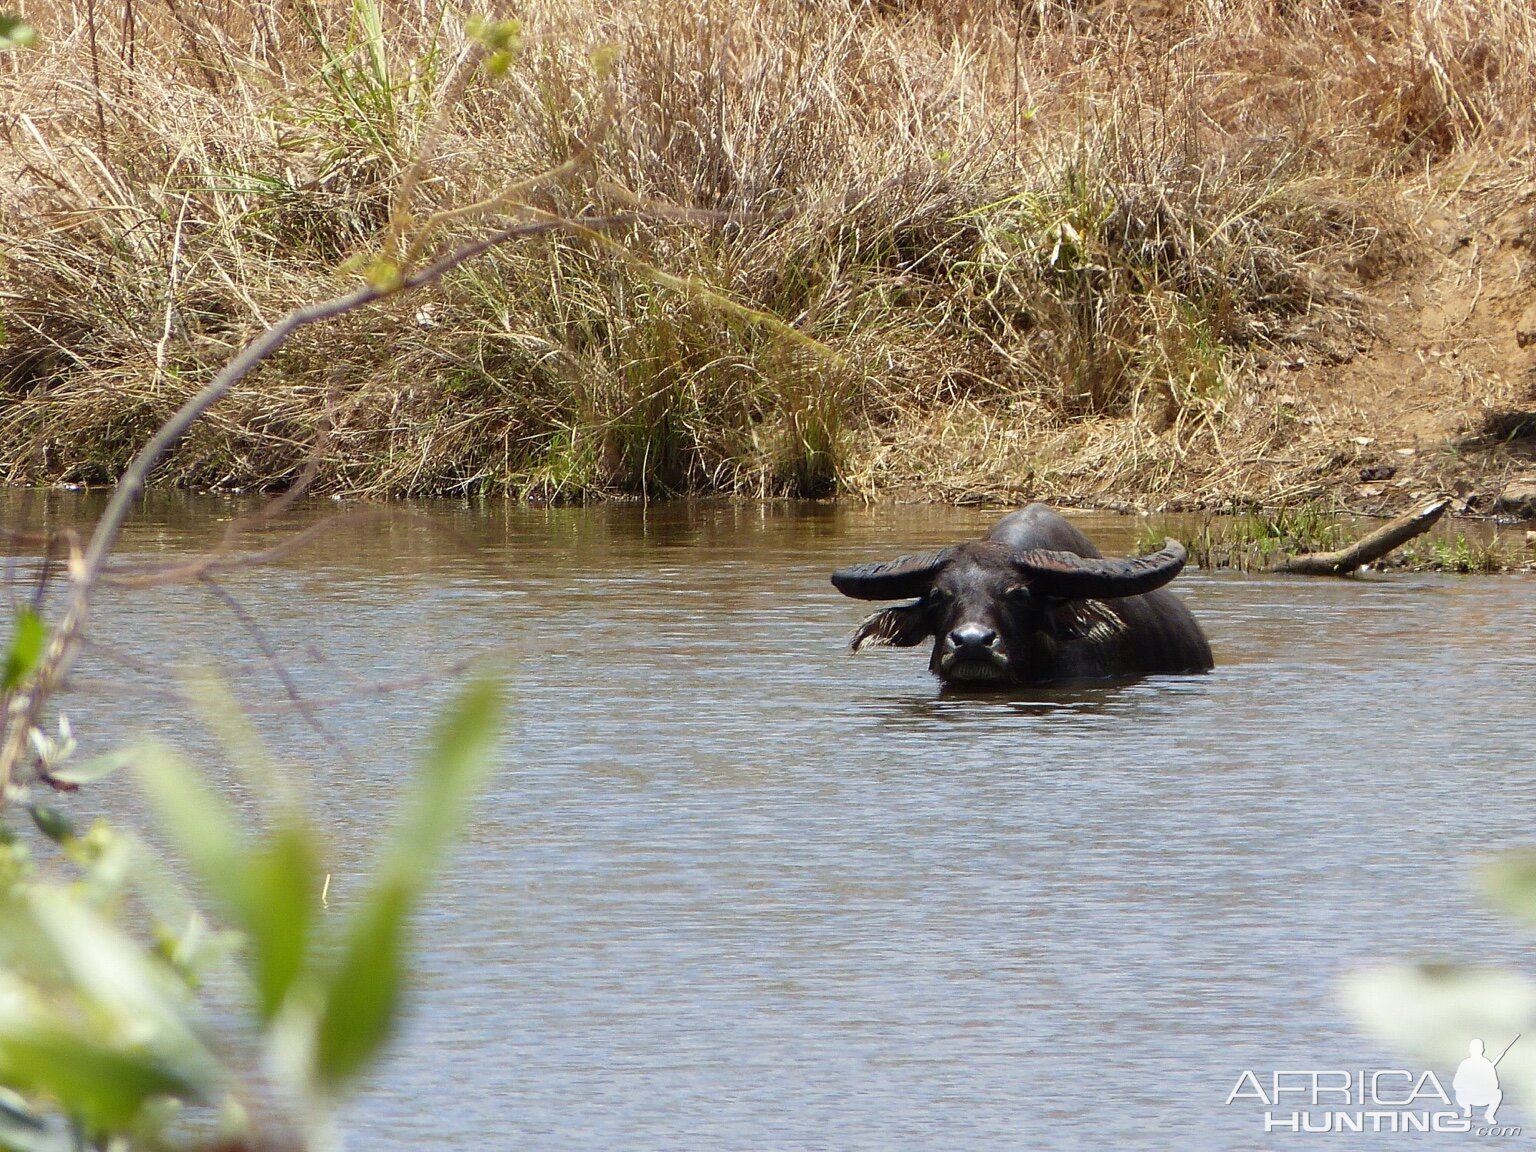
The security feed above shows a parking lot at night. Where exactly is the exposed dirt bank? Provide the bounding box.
[856,166,1536,521]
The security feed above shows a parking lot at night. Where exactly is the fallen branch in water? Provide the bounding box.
[1272,497,1451,575]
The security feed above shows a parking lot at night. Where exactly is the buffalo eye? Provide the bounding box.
[1004,584,1034,604]
[925,585,954,607]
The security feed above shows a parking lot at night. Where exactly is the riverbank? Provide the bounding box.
[2,0,1535,515]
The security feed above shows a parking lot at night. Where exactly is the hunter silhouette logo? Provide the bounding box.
[1226,1035,1523,1136]
[1455,1035,1518,1125]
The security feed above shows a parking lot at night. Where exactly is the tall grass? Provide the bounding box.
[3,0,1535,499]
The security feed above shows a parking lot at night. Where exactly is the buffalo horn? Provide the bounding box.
[1011,538,1187,600]
[830,548,953,601]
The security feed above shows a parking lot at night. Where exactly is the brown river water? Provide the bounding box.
[7,492,1536,1148]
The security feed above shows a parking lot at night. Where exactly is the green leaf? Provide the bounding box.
[180,673,291,810]
[147,684,318,1018]
[26,807,72,845]
[0,1028,199,1131]
[154,912,242,990]
[311,681,502,1091]
[391,679,503,879]
[0,13,38,51]
[588,42,618,76]
[46,749,133,787]
[244,821,318,1021]
[363,257,403,292]
[3,611,46,691]
[25,890,215,1081]
[312,876,406,1091]
[1482,849,1536,926]
[467,16,519,51]
[132,743,251,923]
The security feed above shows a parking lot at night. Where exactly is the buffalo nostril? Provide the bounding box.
[949,625,997,649]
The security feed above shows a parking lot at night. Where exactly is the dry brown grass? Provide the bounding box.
[3,0,1535,502]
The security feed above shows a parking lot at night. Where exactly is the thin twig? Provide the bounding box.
[102,509,390,587]
[68,653,485,711]
[199,575,357,771]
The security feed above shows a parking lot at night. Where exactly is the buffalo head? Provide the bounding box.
[831,506,1211,688]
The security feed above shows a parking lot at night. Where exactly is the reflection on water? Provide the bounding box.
[6,492,1536,1149]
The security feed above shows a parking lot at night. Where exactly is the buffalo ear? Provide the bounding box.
[851,602,931,651]
[1044,599,1129,644]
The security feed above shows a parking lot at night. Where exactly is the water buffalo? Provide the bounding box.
[831,504,1213,688]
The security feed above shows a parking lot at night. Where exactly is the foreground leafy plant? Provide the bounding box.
[0,12,35,51]
[0,678,504,1151]
[1345,849,1536,1119]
